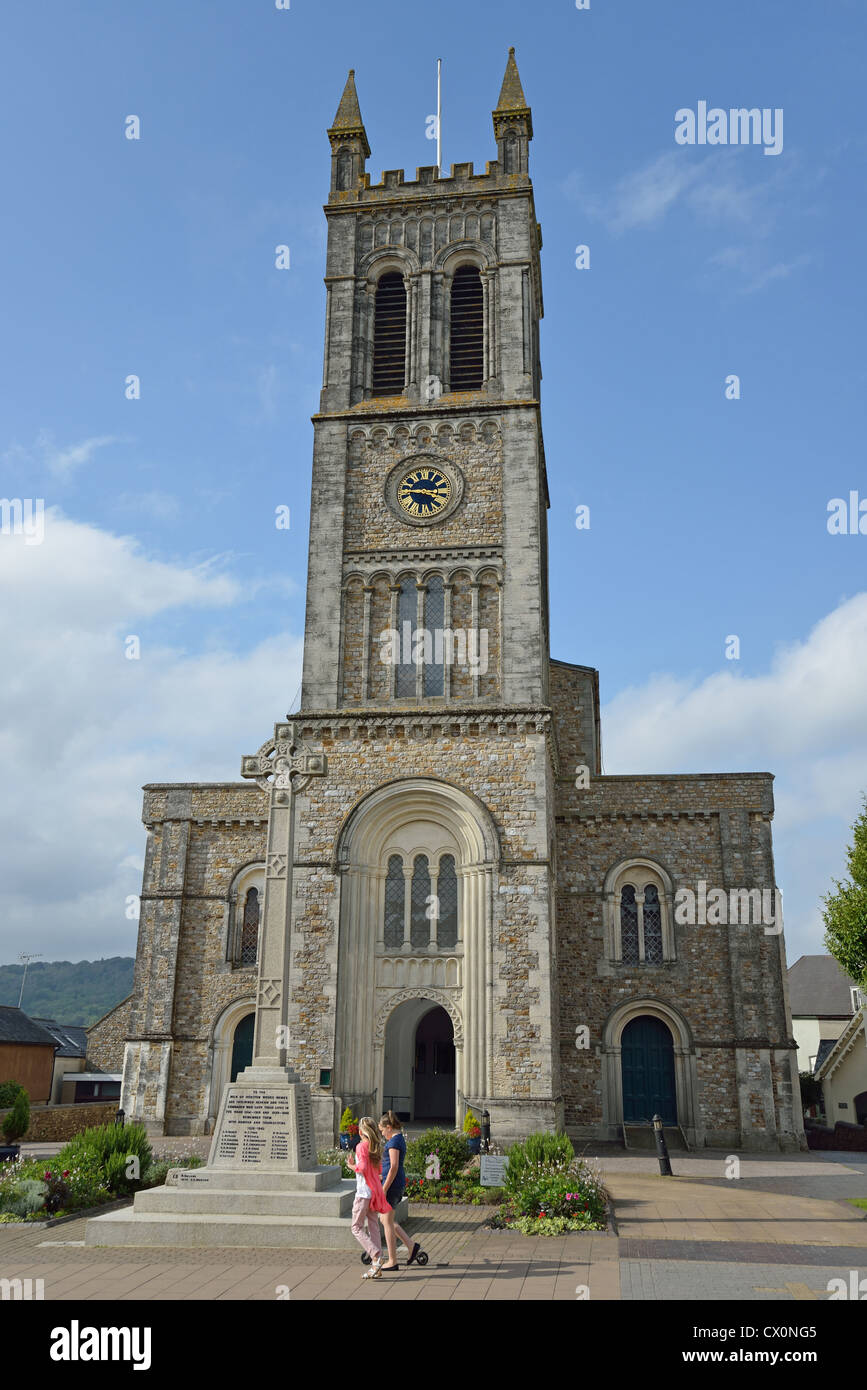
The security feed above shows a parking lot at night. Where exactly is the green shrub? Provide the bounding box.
[1,1089,30,1144]
[510,1214,601,1236]
[141,1154,207,1189]
[338,1107,359,1135]
[0,1178,45,1218]
[503,1130,574,1194]
[405,1128,469,1182]
[0,1081,25,1110]
[56,1122,152,1197]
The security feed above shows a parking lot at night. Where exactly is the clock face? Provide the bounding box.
[396,466,452,520]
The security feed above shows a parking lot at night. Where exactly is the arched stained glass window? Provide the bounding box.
[620,884,639,965]
[643,884,663,964]
[410,854,431,949]
[384,855,404,948]
[424,576,445,696]
[437,854,458,948]
[396,577,417,697]
[241,888,260,965]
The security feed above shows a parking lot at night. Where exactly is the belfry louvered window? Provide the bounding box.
[372,272,407,396]
[449,265,484,390]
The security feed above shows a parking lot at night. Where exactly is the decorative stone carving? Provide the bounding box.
[374,987,464,1046]
[241,723,328,795]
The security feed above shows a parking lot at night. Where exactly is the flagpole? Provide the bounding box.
[437,58,442,174]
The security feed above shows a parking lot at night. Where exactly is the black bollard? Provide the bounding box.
[481,1108,491,1154]
[652,1113,673,1176]
[114,1108,125,1127]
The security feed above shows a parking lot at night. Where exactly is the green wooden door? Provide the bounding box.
[230,1013,255,1082]
[621,1016,677,1124]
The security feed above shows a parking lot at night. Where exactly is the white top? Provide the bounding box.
[355,1171,371,1199]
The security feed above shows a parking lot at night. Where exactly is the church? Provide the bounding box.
[91,51,805,1153]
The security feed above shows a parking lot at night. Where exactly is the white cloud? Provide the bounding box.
[0,514,303,963]
[3,431,128,480]
[602,594,867,964]
[565,150,812,293]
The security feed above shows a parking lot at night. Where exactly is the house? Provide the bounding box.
[31,1018,89,1104]
[814,1007,867,1129]
[0,1006,57,1104]
[787,955,862,1074]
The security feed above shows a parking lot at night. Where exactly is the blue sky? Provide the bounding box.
[1,0,866,969]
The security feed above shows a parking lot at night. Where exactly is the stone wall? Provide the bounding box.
[552,766,802,1148]
[121,783,268,1135]
[86,995,132,1072]
[1,1100,118,1142]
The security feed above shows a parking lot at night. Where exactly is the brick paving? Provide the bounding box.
[0,1150,864,1300]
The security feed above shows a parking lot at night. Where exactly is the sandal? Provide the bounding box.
[362,1259,383,1280]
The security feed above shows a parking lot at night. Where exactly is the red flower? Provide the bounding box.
[62,1170,69,1178]
[44,1171,51,1180]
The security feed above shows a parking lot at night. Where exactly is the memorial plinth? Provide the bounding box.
[84,1073,410,1250]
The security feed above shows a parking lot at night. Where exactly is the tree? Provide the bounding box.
[823,795,867,992]
[1,1087,30,1145]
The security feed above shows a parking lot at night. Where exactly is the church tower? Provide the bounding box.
[258,50,564,1141]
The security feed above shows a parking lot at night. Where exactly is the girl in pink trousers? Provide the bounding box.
[345,1116,390,1279]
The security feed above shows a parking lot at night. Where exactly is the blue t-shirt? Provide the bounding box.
[381,1133,406,1193]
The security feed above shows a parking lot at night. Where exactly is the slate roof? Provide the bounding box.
[0,1006,58,1048]
[812,1038,837,1075]
[31,1018,88,1058]
[788,955,857,1017]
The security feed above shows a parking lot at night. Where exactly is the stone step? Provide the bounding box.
[163,1166,343,1193]
[623,1124,688,1152]
[85,1198,411,1250]
[134,1186,355,1217]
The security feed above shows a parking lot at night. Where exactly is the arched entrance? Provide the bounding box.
[414,1007,455,1122]
[230,1013,255,1082]
[621,1015,677,1124]
[383,997,456,1124]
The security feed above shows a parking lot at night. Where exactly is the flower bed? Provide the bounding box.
[484,1131,607,1235]
[405,1175,503,1206]
[0,1126,205,1223]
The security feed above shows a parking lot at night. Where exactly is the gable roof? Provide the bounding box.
[31,1018,88,1058]
[787,955,857,1017]
[0,1006,58,1048]
[812,1038,837,1075]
